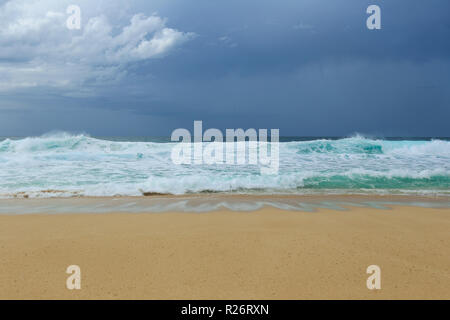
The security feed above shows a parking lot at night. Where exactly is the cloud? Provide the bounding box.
[218,35,237,48]
[0,0,195,94]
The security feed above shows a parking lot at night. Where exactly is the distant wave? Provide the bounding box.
[0,133,449,198]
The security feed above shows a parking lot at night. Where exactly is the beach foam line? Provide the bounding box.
[0,195,449,214]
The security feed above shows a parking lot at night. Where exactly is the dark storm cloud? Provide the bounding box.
[0,0,449,136]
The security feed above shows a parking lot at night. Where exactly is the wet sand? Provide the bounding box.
[0,201,449,299]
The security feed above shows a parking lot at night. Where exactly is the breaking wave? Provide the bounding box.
[0,133,449,198]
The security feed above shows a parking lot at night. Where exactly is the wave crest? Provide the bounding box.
[0,133,449,198]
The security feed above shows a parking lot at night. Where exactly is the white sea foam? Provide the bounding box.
[0,133,449,198]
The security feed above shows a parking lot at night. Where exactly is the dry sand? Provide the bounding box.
[0,204,449,299]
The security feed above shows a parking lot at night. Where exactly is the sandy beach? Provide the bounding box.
[0,199,449,300]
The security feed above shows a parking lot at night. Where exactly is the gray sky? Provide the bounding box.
[0,0,449,137]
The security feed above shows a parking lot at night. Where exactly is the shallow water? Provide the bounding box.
[0,195,448,214]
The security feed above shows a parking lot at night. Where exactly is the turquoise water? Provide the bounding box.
[0,133,449,198]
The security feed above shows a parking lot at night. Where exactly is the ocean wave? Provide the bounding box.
[0,133,449,198]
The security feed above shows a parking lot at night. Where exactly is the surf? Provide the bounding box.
[0,133,449,198]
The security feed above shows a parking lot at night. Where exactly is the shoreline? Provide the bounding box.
[0,194,449,215]
[1,205,449,299]
[2,191,450,200]
[1,192,449,200]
